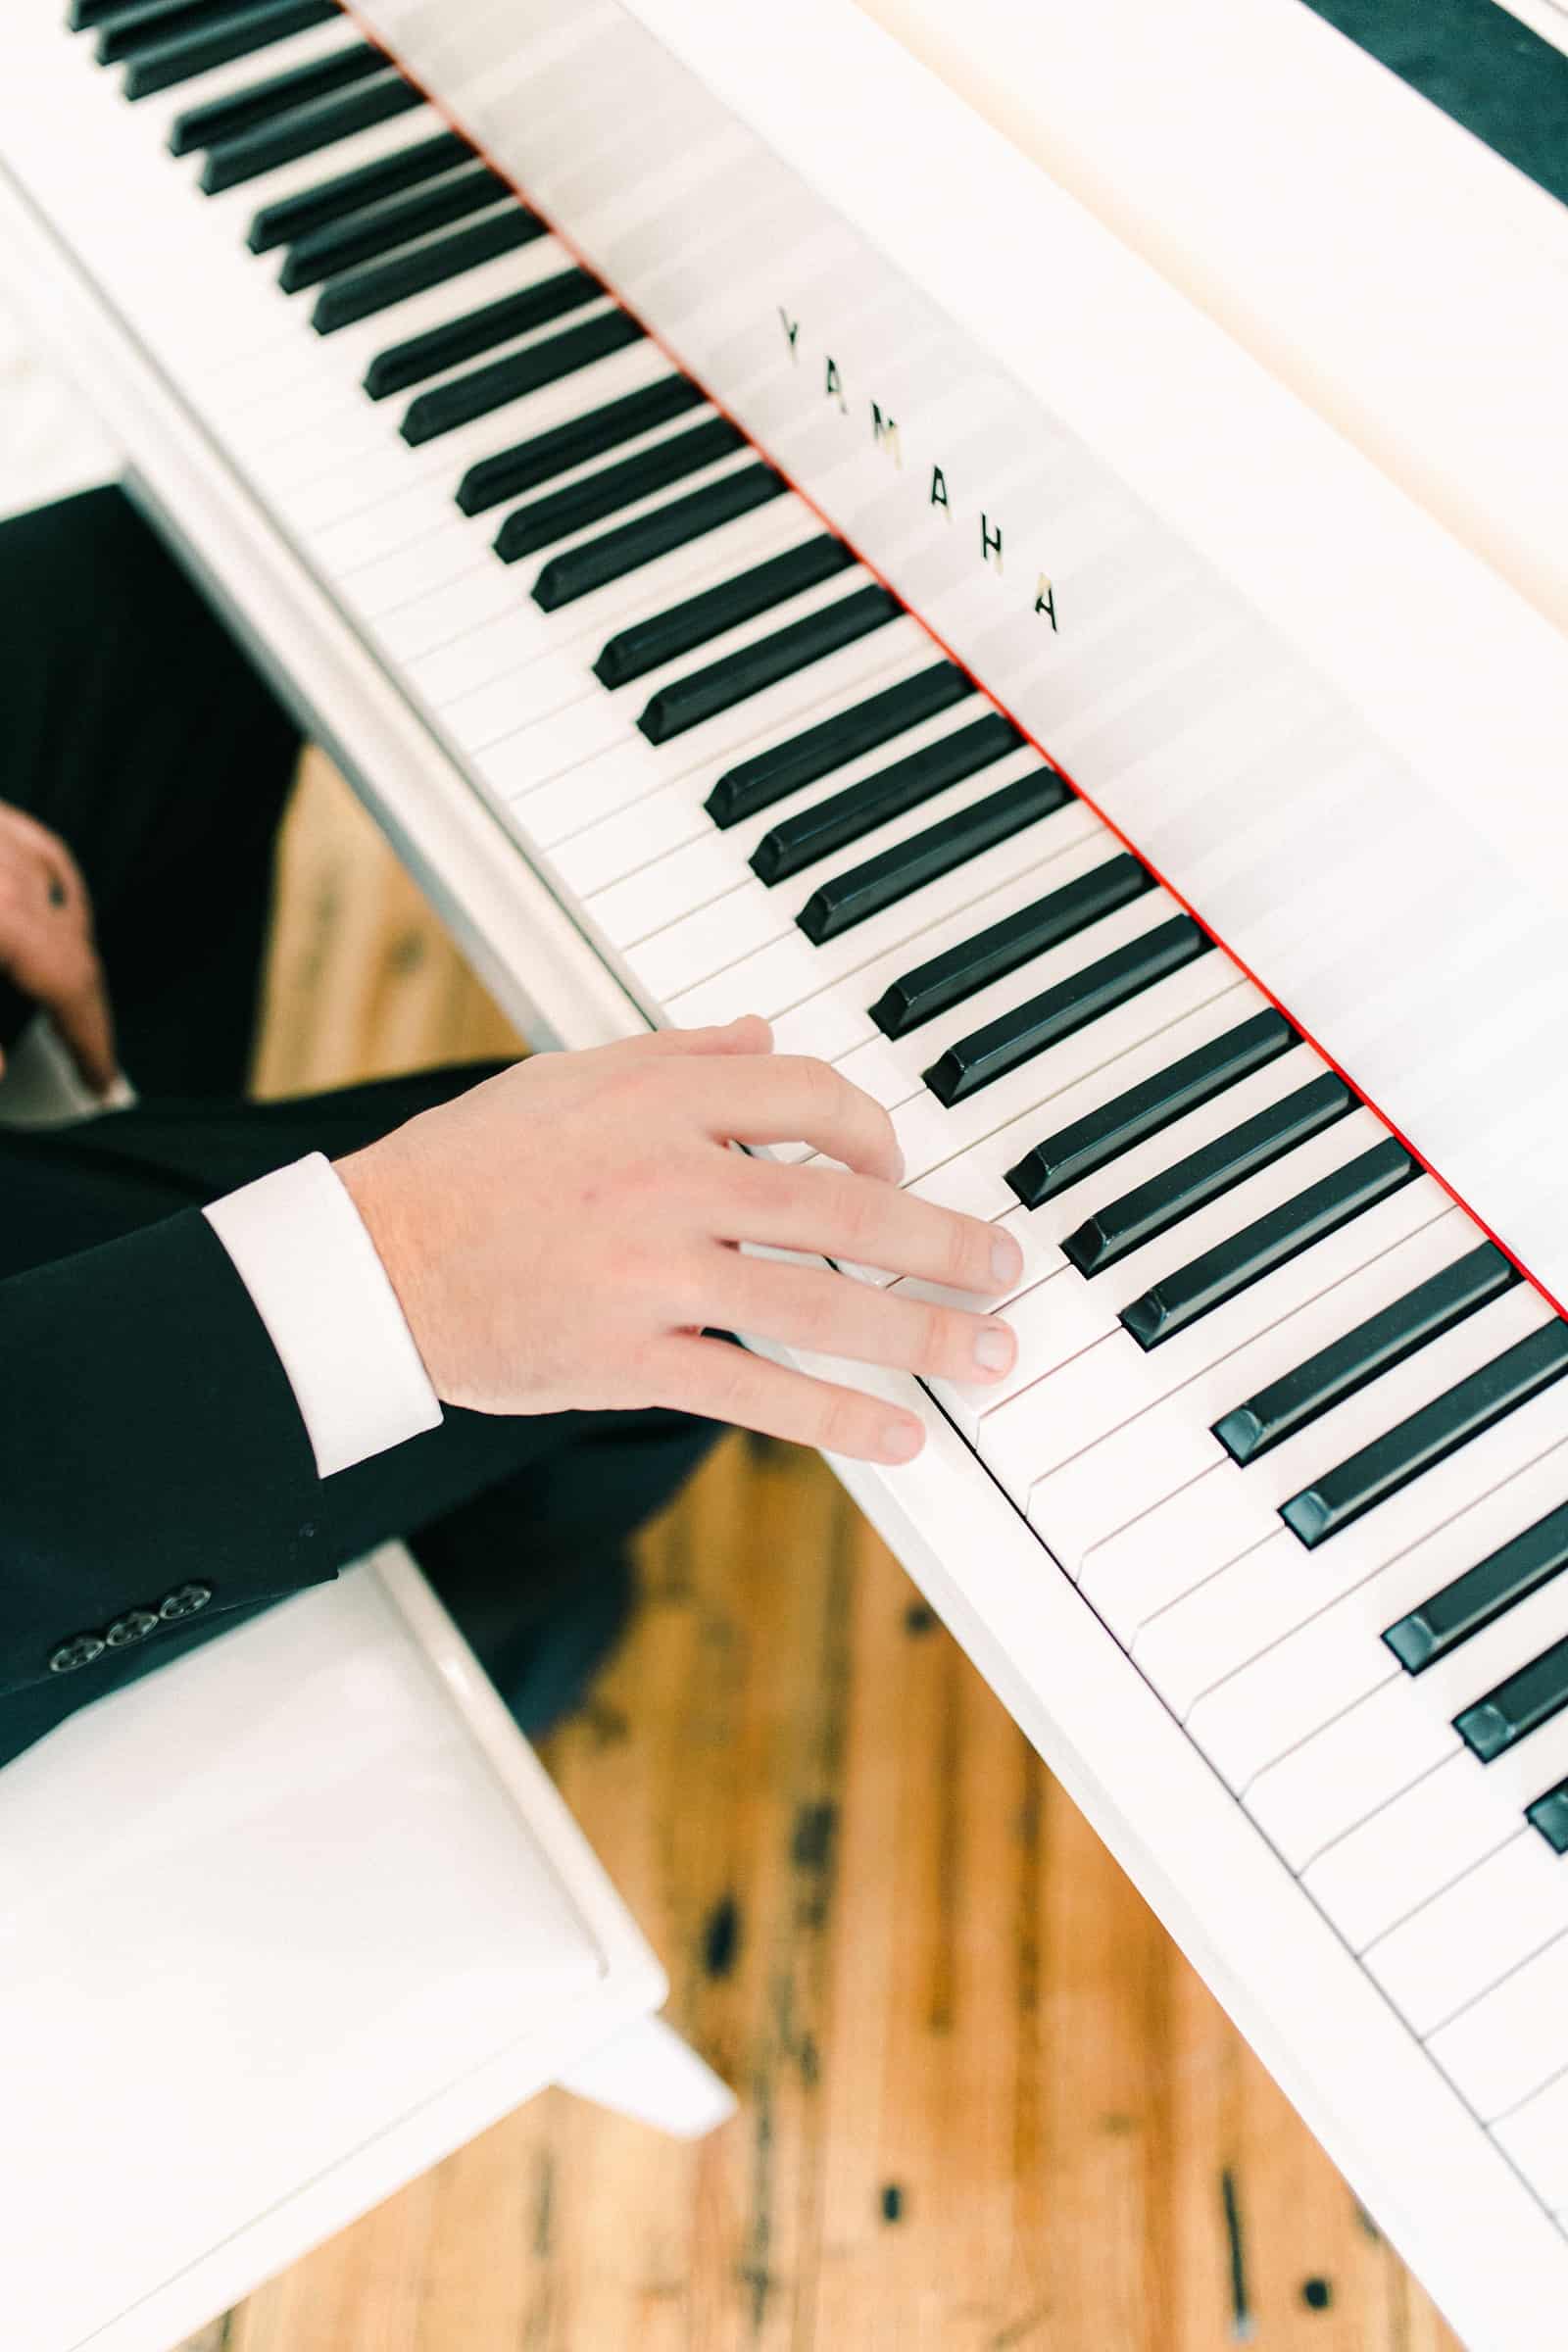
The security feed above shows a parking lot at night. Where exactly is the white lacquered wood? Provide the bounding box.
[0,1550,673,2352]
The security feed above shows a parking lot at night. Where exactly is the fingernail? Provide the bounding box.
[991,1236,1023,1288]
[972,1324,1013,1375]
[881,1417,922,1462]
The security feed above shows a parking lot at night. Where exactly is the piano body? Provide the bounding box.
[2,0,1567,2340]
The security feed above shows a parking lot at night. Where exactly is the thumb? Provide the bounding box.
[49,966,121,1100]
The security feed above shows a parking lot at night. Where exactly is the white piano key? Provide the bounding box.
[221,247,629,434]
[1247,1396,1568,1865]
[1310,1758,1523,1958]
[368,557,534,663]
[889,968,1259,1198]
[625,876,786,1003]
[986,1200,1468,1506]
[656,797,1101,1029]
[494,569,902,826]
[1494,2064,1568,2215]
[375,500,810,672]
[1342,1699,1568,1962]
[1089,1283,1555,1672]
[981,1111,1397,1485]
[502,610,930,839]
[197,100,466,246]
[915,1048,1337,1432]
[1250,1678,1465,1874]
[1132,1291,1556,1717]
[1362,1835,1568,2037]
[1088,1312,1540,1657]
[835,890,1188,1115]
[255,294,645,507]
[461,555,867,723]
[1188,1427,1568,1791]
[127,19,377,145]
[548,663,982,899]
[584,829,744,948]
[896,977,1265,1219]
[1036,1195,1466,1588]
[1427,1930,1568,2122]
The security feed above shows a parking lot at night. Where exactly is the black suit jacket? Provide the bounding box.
[0,1207,340,1756]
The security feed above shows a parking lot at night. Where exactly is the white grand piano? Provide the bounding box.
[1,1,1566,2344]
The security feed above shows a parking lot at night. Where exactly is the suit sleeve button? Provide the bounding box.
[105,1608,162,1648]
[159,1584,213,1621]
[48,1633,107,1675]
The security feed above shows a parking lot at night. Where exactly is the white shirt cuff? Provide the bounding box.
[203,1153,443,1478]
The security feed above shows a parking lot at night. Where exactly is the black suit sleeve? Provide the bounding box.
[0,1207,340,1699]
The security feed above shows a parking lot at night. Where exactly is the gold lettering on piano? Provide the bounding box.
[774,306,1060,628]
[870,403,902,466]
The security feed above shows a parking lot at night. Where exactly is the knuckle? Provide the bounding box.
[915,1298,954,1374]
[814,1385,870,1457]
[789,1053,839,1118]
[794,1275,842,1348]
[829,1174,880,1255]
[938,1211,979,1292]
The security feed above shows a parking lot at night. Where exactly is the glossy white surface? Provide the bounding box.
[6,5,1568,2344]
[0,1552,672,2352]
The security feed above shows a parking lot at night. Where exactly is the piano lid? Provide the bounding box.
[354,0,1568,1303]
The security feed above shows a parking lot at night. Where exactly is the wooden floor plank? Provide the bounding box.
[187,759,1464,2352]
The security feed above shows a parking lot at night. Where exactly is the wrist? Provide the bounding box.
[334,1142,444,1397]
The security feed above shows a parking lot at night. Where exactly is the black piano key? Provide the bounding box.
[73,0,184,24]
[204,73,421,194]
[96,0,245,63]
[1004,1009,1297,1211]
[400,308,639,441]
[638,584,901,747]
[1281,1318,1568,1550]
[753,711,1019,889]
[1385,1499,1568,1676]
[1218,1242,1519,1469]
[459,374,704,516]
[279,161,506,292]
[706,662,972,829]
[925,913,1210,1110]
[123,0,335,97]
[97,0,256,63]
[313,206,542,335]
[800,770,1071,952]
[170,40,380,153]
[1121,1139,1419,1355]
[868,847,1147,1038]
[533,465,787,612]
[1527,1779,1568,1855]
[366,267,600,399]
[595,533,854,688]
[248,128,469,253]
[494,416,743,562]
[1063,1073,1354,1279]
[1456,1632,1568,1763]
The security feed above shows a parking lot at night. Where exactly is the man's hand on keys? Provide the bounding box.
[337,1015,1022,1464]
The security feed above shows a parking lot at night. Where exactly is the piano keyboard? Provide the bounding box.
[10,0,1568,2323]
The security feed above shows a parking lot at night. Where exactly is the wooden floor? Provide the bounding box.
[189,755,1463,2352]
